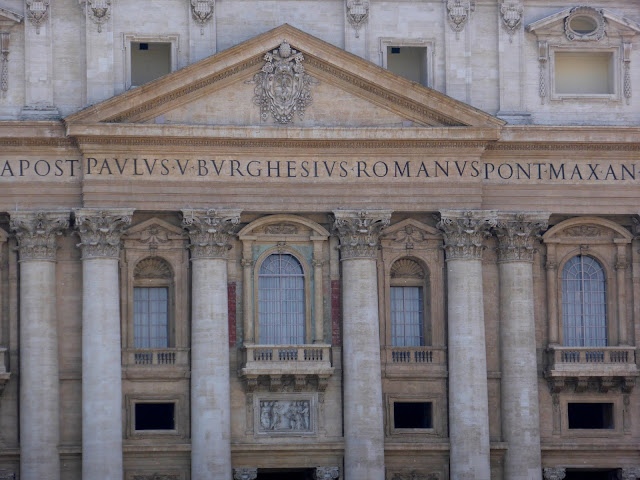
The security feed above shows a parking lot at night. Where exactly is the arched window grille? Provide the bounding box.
[258,253,305,344]
[562,255,607,347]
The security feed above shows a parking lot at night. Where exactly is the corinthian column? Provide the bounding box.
[182,208,242,480]
[75,208,134,480]
[495,213,549,480]
[437,210,496,480]
[333,209,391,480]
[10,211,68,480]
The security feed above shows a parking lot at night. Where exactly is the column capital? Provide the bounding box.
[314,466,340,480]
[437,210,496,261]
[622,467,640,480]
[233,468,258,480]
[542,467,566,480]
[74,208,134,259]
[332,209,392,260]
[10,211,69,261]
[181,208,242,260]
[495,212,549,263]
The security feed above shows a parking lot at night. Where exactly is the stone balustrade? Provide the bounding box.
[122,348,190,366]
[548,346,637,373]
[241,344,333,374]
[383,346,447,378]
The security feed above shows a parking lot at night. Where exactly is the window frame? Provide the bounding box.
[123,33,179,90]
[379,37,436,89]
[560,396,623,437]
[386,394,442,437]
[126,394,186,439]
[389,268,428,347]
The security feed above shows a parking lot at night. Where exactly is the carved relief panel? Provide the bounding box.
[252,393,317,437]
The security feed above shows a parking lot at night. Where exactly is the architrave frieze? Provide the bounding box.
[437,210,497,260]
[181,208,241,259]
[74,208,134,259]
[332,209,392,260]
[495,212,549,263]
[10,211,69,261]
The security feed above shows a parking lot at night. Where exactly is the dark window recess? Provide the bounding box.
[135,403,175,430]
[393,402,432,429]
[139,43,149,50]
[391,47,401,54]
[567,402,614,429]
[565,469,620,480]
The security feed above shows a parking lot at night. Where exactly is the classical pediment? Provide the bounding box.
[0,7,23,27]
[65,24,503,130]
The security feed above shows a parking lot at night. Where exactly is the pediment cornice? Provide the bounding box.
[526,6,640,38]
[0,7,23,27]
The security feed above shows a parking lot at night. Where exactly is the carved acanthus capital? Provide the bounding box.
[10,211,69,261]
[191,0,215,34]
[542,467,566,480]
[332,209,392,260]
[182,208,241,259]
[314,466,340,480]
[495,212,549,263]
[346,0,369,38]
[233,468,258,480]
[437,210,496,260]
[621,467,640,480]
[25,0,49,33]
[74,208,134,259]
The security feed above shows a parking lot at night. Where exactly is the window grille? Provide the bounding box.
[258,253,305,344]
[391,286,424,347]
[562,255,607,347]
[134,287,169,348]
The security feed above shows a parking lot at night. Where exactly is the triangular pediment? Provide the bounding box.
[125,217,184,238]
[0,7,23,26]
[65,24,503,130]
[527,6,640,39]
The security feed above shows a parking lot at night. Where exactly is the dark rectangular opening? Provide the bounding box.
[567,402,613,429]
[391,47,401,54]
[139,43,149,50]
[393,402,432,429]
[134,402,175,430]
[565,469,620,480]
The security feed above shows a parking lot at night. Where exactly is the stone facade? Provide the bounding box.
[0,1,639,479]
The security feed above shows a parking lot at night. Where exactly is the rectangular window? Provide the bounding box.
[554,52,614,95]
[565,470,620,480]
[134,402,175,431]
[131,42,171,87]
[391,286,424,347]
[386,46,428,86]
[393,402,432,429]
[134,287,169,348]
[568,402,614,429]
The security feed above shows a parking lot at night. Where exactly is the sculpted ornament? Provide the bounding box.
[437,210,496,260]
[10,211,69,261]
[446,0,475,36]
[564,7,605,41]
[250,41,316,124]
[1,33,10,98]
[333,209,392,259]
[0,471,14,480]
[563,225,602,237]
[190,0,215,35]
[542,468,566,480]
[233,468,258,480]
[494,213,549,263]
[258,400,311,432]
[346,0,369,38]
[500,2,523,42]
[314,466,340,480]
[25,0,49,33]
[74,208,134,259]
[86,0,111,33]
[182,208,241,259]
[621,467,640,480]
[392,225,428,249]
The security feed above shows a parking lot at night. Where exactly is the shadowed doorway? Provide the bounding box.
[256,468,315,480]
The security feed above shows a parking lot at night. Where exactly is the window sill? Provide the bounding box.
[382,346,447,379]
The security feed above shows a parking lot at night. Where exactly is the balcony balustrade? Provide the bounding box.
[382,346,447,378]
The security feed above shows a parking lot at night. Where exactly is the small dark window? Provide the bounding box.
[139,43,149,50]
[391,47,401,54]
[565,469,620,480]
[135,402,175,430]
[394,402,432,429]
[567,402,613,429]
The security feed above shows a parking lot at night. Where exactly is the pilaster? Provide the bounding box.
[333,209,391,480]
[10,211,69,480]
[443,0,475,103]
[189,0,216,63]
[22,0,58,118]
[344,0,369,59]
[81,0,114,105]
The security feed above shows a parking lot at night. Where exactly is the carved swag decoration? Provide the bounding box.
[250,41,316,124]
[10,211,69,261]
[346,0,369,38]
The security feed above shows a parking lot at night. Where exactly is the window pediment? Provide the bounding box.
[238,214,329,241]
[543,217,633,244]
[526,7,640,40]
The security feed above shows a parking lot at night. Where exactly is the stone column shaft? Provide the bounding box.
[616,244,628,344]
[313,241,324,343]
[496,213,548,480]
[545,244,559,345]
[333,209,391,480]
[10,211,68,480]
[183,208,241,480]
[75,208,133,480]
[438,210,495,480]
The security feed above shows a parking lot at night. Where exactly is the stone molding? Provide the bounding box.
[10,211,69,261]
[190,0,215,34]
[494,212,549,263]
[74,208,134,259]
[621,467,640,480]
[437,210,496,260]
[346,0,369,38]
[332,209,392,260]
[181,208,241,259]
[542,467,565,480]
[233,468,257,480]
[564,6,605,42]
[314,466,340,479]
[25,0,49,34]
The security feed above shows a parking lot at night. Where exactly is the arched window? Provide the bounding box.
[258,253,305,344]
[562,255,607,347]
[133,257,173,348]
[390,258,428,347]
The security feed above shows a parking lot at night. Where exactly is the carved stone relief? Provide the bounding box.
[1,33,9,98]
[258,400,311,432]
[25,0,49,33]
[333,209,391,259]
[181,208,241,259]
[86,0,111,33]
[538,41,548,104]
[0,471,14,480]
[542,467,566,480]
[390,258,424,279]
[191,0,215,35]
[621,467,640,480]
[264,223,298,235]
[346,0,369,38]
[10,211,69,261]
[623,42,632,105]
[564,7,605,42]
[138,225,170,251]
[134,257,172,279]
[249,41,317,124]
[500,2,523,42]
[392,225,428,250]
[562,225,602,237]
[446,0,475,36]
[75,208,134,259]
[233,468,258,480]
[314,466,340,480]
